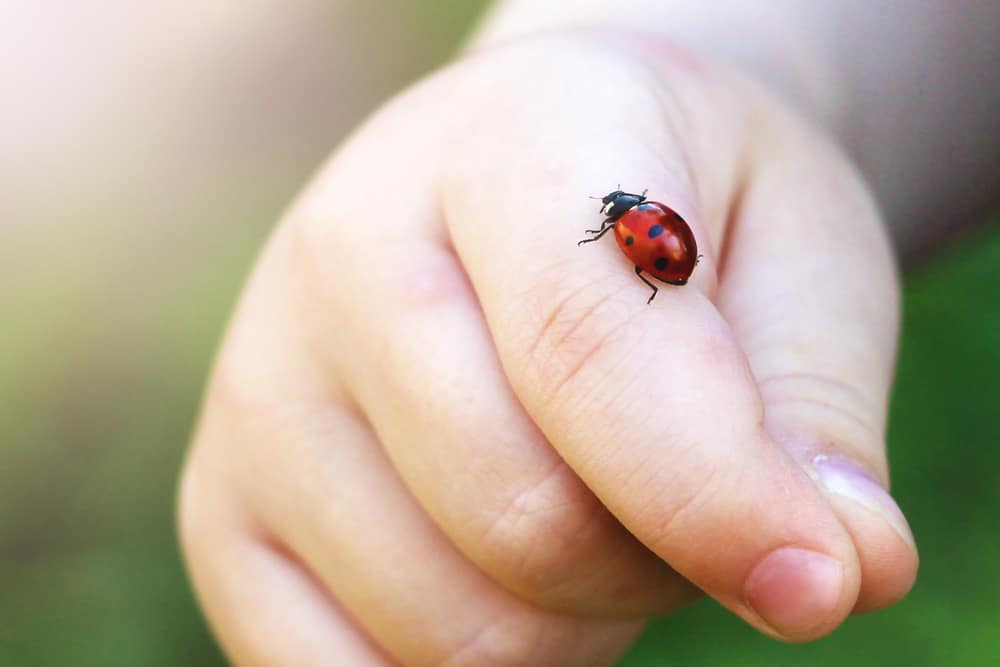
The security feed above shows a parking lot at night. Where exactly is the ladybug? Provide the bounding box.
[579,189,699,303]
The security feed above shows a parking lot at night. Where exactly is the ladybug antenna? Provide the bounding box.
[589,184,622,200]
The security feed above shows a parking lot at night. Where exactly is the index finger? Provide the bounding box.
[441,37,860,640]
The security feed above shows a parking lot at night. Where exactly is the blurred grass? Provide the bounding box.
[1,219,996,667]
[0,209,263,667]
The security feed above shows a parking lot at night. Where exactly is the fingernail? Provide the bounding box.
[744,547,844,637]
[811,454,916,550]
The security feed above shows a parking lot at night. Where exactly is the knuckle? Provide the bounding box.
[696,326,758,389]
[283,206,354,304]
[440,37,662,177]
[641,462,728,557]
[285,182,461,316]
[518,272,640,409]
[758,372,877,424]
[202,350,292,483]
[209,345,280,425]
[442,613,548,667]
[758,371,888,473]
[479,460,606,593]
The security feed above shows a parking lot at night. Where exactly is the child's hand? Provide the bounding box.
[180,34,917,666]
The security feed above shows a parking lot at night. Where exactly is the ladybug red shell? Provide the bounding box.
[579,189,699,303]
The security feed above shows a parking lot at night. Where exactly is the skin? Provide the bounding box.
[175,1,1000,664]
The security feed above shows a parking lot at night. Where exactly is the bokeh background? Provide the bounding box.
[2,2,997,665]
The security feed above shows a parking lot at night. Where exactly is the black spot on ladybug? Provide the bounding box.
[625,236,634,245]
[648,224,665,239]
[654,257,669,271]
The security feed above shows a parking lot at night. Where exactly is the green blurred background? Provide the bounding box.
[1,2,997,665]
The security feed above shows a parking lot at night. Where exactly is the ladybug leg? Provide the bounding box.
[577,222,616,246]
[584,217,615,234]
[635,266,658,304]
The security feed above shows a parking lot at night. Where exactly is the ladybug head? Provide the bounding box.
[599,190,626,215]
[597,189,646,220]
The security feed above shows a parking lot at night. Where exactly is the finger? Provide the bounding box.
[179,451,395,667]
[442,38,861,640]
[248,398,642,667]
[287,77,696,616]
[202,236,644,666]
[716,96,918,613]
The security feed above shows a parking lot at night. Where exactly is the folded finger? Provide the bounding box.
[179,449,395,666]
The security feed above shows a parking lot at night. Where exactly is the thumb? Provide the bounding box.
[719,99,918,615]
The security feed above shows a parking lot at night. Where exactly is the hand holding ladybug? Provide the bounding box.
[181,33,916,667]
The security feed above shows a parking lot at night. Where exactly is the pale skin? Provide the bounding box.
[179,1,999,665]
